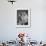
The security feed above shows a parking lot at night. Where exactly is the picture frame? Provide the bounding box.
[16,8,31,28]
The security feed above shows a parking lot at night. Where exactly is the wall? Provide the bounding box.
[0,0,46,42]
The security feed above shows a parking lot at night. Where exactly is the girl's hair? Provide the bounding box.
[17,10,28,24]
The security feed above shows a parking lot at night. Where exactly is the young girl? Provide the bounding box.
[17,10,28,25]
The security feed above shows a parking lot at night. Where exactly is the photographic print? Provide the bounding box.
[16,8,31,28]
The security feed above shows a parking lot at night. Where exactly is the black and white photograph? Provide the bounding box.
[16,8,31,27]
[17,10,28,25]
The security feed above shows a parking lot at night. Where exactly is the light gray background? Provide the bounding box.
[0,0,46,42]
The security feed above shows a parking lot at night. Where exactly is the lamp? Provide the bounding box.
[8,0,16,4]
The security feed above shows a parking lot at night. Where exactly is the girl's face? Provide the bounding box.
[20,12,28,23]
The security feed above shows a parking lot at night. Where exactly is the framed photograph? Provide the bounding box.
[16,8,31,28]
